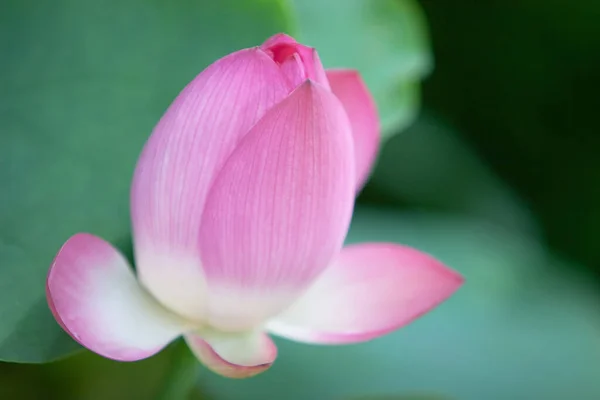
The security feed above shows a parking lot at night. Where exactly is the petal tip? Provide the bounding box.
[428,255,465,296]
[293,78,331,99]
[267,243,464,345]
[299,78,317,88]
[385,242,465,298]
[261,32,298,49]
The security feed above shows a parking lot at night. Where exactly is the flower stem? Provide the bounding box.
[156,339,199,400]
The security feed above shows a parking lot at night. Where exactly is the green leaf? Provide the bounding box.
[288,0,432,135]
[199,208,600,399]
[377,80,422,138]
[418,1,600,272]
[368,112,539,234]
[0,0,291,363]
[347,396,450,400]
[0,339,186,399]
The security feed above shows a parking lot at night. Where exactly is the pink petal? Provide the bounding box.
[261,33,330,89]
[278,53,306,89]
[261,32,298,49]
[327,69,381,191]
[296,47,329,89]
[46,233,186,361]
[131,48,290,321]
[198,81,356,331]
[267,243,464,344]
[185,331,276,379]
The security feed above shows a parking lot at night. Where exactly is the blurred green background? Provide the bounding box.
[1,0,600,399]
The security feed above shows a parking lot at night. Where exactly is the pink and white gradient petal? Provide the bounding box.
[185,331,277,379]
[267,243,464,344]
[326,69,380,191]
[198,81,356,332]
[130,48,290,321]
[46,233,186,361]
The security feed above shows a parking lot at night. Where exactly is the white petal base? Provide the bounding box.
[47,233,186,361]
[267,243,463,344]
[185,330,277,379]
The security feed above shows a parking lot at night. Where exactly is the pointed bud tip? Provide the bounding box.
[291,79,330,104]
[261,32,298,49]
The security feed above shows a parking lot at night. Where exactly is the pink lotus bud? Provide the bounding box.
[46,34,463,379]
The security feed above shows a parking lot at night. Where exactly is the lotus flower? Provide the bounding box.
[46,33,463,378]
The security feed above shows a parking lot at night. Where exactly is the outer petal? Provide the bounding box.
[266,243,463,344]
[46,233,186,361]
[131,49,290,321]
[198,81,356,331]
[185,331,276,379]
[326,69,380,190]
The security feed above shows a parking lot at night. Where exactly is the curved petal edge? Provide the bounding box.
[46,233,185,361]
[326,69,380,191]
[267,243,463,344]
[185,331,276,379]
[130,48,290,321]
